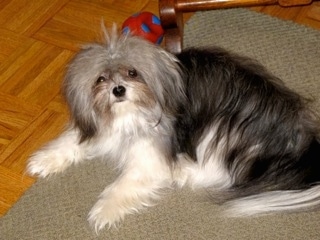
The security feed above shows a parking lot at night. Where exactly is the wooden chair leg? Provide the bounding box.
[159,0,184,53]
[159,0,313,53]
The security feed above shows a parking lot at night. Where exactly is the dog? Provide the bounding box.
[27,27,320,231]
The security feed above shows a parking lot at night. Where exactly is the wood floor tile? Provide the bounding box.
[0,93,41,151]
[0,165,34,214]
[17,50,74,107]
[0,29,30,64]
[33,0,160,51]
[0,109,68,174]
[0,0,69,36]
[0,42,74,107]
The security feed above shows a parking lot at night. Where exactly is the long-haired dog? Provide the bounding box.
[27,28,320,231]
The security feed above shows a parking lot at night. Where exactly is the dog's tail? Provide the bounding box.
[226,185,320,216]
[226,139,320,217]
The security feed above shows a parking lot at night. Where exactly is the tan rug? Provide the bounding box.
[1,8,320,240]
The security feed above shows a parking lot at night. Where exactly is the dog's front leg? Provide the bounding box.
[27,127,85,177]
[88,140,172,231]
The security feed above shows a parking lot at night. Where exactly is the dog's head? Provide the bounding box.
[63,28,185,141]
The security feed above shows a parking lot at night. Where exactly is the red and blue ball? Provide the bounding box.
[122,12,164,44]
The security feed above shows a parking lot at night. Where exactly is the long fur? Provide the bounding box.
[175,48,320,215]
[27,30,320,231]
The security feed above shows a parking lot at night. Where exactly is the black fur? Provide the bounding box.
[175,47,320,198]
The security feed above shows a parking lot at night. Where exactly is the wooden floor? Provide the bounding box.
[0,0,320,217]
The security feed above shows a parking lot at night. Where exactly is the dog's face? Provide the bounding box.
[63,33,185,141]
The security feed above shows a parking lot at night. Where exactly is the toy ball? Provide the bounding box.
[122,12,164,44]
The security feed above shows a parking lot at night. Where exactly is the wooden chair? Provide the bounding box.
[159,0,313,53]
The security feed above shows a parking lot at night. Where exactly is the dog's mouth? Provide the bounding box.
[114,98,126,103]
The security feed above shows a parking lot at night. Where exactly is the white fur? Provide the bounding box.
[27,102,173,230]
[88,138,172,231]
[189,126,232,189]
[226,185,320,216]
[27,128,86,177]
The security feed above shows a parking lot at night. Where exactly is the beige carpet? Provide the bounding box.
[1,8,320,240]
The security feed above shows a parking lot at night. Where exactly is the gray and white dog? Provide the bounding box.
[27,28,320,231]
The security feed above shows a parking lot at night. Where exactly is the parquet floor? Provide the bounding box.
[0,0,320,217]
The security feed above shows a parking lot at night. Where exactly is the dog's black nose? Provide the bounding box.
[112,85,126,97]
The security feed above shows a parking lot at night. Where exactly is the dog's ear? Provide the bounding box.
[152,50,186,114]
[63,71,99,143]
[73,106,98,143]
[65,88,98,142]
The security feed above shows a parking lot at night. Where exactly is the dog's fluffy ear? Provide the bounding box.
[64,82,98,142]
[63,58,99,142]
[73,103,98,143]
[148,49,186,115]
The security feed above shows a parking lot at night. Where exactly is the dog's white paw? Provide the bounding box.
[88,199,129,232]
[27,150,74,178]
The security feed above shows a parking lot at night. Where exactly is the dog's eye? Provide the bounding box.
[96,76,106,84]
[128,69,138,78]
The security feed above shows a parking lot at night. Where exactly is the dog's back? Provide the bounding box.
[175,47,320,215]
